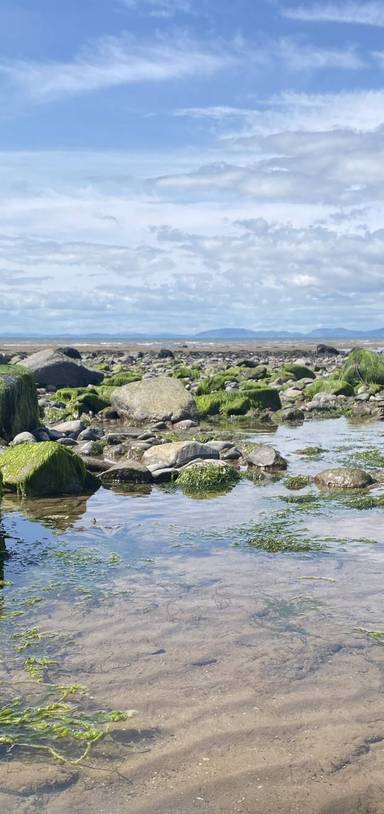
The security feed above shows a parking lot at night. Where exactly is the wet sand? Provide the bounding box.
[0,418,384,813]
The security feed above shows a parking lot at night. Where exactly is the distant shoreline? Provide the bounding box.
[2,337,384,355]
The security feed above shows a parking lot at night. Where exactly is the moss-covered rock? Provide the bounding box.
[305,378,354,398]
[102,372,142,387]
[0,442,99,497]
[54,387,109,416]
[0,365,40,443]
[196,388,281,417]
[343,348,384,386]
[284,364,316,381]
[177,462,240,492]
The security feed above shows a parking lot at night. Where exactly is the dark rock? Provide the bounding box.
[316,344,341,356]
[22,349,103,388]
[55,346,82,360]
[100,461,152,485]
[157,348,175,359]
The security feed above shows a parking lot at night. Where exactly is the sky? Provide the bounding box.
[1,0,384,335]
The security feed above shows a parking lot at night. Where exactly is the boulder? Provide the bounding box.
[314,468,374,490]
[100,461,152,485]
[0,442,99,497]
[0,364,40,443]
[246,445,288,472]
[143,441,219,472]
[316,344,341,356]
[157,348,175,359]
[55,346,82,360]
[111,377,196,424]
[22,349,103,388]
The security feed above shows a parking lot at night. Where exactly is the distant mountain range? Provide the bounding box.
[194,327,384,340]
[2,327,384,341]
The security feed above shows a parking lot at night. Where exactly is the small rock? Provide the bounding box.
[100,461,152,485]
[314,468,374,490]
[10,431,38,446]
[246,445,288,472]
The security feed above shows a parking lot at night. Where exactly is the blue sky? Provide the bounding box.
[1,0,384,335]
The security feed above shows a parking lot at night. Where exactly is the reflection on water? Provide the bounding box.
[0,416,384,813]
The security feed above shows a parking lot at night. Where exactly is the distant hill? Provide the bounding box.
[195,327,384,340]
[2,326,384,341]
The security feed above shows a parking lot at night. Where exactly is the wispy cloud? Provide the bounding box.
[282,2,384,27]
[0,34,231,101]
[118,0,192,17]
[179,90,384,135]
[276,38,365,69]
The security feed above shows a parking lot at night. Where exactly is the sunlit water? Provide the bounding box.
[1,417,384,814]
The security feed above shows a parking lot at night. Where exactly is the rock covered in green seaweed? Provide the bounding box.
[177,461,240,492]
[0,364,39,443]
[0,441,99,497]
[343,348,384,386]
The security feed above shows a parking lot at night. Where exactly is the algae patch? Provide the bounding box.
[0,442,99,498]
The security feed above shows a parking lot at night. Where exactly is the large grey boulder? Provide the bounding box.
[246,445,288,472]
[0,364,40,442]
[314,468,374,490]
[143,441,218,472]
[22,349,103,388]
[111,377,195,424]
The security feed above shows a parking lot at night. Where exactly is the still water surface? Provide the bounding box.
[0,417,384,813]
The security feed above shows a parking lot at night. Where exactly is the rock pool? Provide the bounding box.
[0,416,384,813]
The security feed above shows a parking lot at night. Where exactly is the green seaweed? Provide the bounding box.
[285,475,312,490]
[24,656,56,682]
[354,627,384,643]
[343,348,384,386]
[0,442,99,498]
[296,446,325,456]
[0,694,135,764]
[0,364,39,442]
[283,364,316,381]
[178,463,240,493]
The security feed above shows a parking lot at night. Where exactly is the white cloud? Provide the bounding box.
[276,38,365,70]
[282,2,384,27]
[0,34,231,101]
[180,90,384,136]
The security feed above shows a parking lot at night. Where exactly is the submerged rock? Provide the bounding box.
[314,468,374,490]
[22,349,103,388]
[111,377,196,423]
[0,364,40,443]
[0,442,99,497]
[143,441,219,472]
[246,445,288,472]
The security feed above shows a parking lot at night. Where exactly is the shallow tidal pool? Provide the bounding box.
[1,416,384,813]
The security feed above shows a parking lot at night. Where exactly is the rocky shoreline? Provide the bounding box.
[0,342,384,497]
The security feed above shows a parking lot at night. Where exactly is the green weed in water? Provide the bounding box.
[285,475,312,490]
[24,656,56,682]
[343,448,384,469]
[296,446,326,456]
[244,518,325,554]
[0,694,135,764]
[13,627,54,652]
[354,627,384,643]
